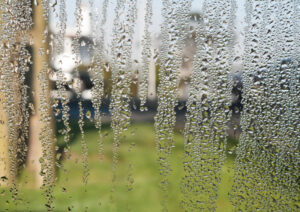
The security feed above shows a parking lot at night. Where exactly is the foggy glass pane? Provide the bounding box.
[0,0,298,211]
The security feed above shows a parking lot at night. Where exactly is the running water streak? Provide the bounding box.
[73,0,89,186]
[139,0,153,110]
[56,0,66,55]
[55,0,71,152]
[35,0,57,209]
[110,0,137,186]
[89,0,109,161]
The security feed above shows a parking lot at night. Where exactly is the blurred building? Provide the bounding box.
[49,3,93,100]
[48,2,231,103]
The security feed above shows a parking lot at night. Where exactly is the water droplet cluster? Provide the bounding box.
[73,0,89,186]
[89,0,109,161]
[110,0,137,176]
[181,0,236,211]
[154,0,192,210]
[139,0,153,110]
[0,0,33,201]
[53,0,71,159]
[230,0,299,210]
[21,0,58,209]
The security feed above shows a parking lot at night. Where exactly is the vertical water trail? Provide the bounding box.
[73,0,89,186]
[0,2,18,196]
[139,0,153,110]
[205,0,236,184]
[35,0,56,209]
[0,0,33,201]
[56,0,66,55]
[110,0,137,195]
[55,0,71,153]
[13,1,33,179]
[180,5,208,209]
[230,0,270,209]
[256,1,281,208]
[14,2,32,174]
[181,0,236,211]
[88,0,109,161]
[50,0,73,205]
[154,0,191,211]
[270,0,299,208]
[231,0,299,210]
